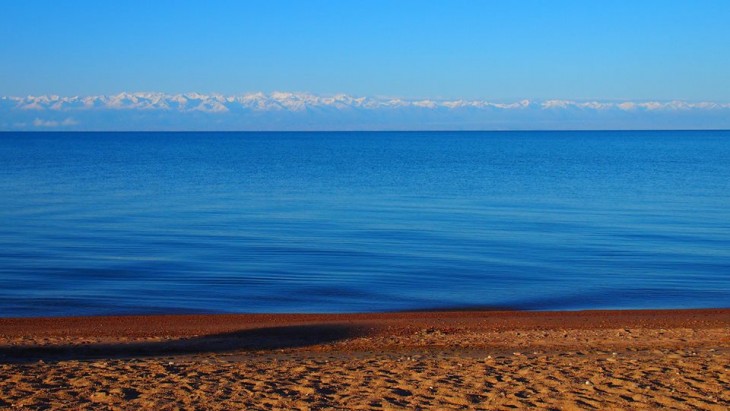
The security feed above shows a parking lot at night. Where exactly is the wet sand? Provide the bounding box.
[1,309,728,410]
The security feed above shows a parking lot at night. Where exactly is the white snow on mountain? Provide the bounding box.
[8,92,727,113]
[2,92,729,131]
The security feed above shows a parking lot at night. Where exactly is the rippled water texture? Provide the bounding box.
[1,131,729,317]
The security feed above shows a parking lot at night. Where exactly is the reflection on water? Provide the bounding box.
[1,131,729,316]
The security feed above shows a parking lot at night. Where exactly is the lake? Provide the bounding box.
[1,131,728,317]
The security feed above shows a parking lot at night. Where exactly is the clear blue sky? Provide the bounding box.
[1,0,729,101]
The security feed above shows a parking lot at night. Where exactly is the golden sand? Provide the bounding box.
[1,309,728,410]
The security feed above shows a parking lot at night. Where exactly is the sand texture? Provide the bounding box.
[0,309,728,410]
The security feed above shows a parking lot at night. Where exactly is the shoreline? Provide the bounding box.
[1,307,728,337]
[2,308,728,409]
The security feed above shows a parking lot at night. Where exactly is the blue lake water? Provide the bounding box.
[0,131,729,317]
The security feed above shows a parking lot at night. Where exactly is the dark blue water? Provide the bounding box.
[1,131,729,317]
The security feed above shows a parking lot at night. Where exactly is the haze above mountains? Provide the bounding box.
[3,92,729,131]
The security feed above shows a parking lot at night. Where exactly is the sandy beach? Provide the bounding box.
[0,309,728,410]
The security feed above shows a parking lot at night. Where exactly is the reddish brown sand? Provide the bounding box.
[1,309,728,410]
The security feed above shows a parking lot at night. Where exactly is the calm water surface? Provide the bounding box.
[1,131,729,317]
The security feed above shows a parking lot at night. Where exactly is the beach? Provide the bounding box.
[0,309,728,410]
[4,1,730,410]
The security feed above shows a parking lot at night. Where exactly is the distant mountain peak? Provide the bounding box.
[2,92,729,131]
[5,92,729,113]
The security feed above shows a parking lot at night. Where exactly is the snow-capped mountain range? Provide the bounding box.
[2,92,730,131]
[4,91,729,112]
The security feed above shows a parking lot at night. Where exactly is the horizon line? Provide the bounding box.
[3,128,730,133]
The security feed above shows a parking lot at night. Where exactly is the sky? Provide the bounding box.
[1,1,729,130]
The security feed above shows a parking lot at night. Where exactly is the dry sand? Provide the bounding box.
[0,309,728,410]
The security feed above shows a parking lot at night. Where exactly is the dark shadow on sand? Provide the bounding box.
[0,324,368,363]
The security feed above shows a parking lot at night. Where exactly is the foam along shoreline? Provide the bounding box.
[1,309,728,409]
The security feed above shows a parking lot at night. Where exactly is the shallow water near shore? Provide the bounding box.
[1,130,729,317]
